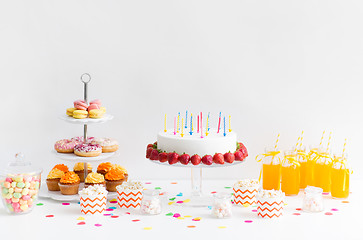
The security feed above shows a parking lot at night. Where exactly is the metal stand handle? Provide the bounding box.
[80,73,91,181]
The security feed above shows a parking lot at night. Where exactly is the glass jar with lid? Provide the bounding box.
[140,189,161,215]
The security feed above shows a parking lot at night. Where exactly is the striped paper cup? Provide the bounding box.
[80,194,107,215]
[257,196,284,219]
[117,189,142,208]
[233,186,258,206]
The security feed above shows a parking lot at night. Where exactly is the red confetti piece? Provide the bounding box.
[244,220,253,223]
[77,222,86,225]
[293,213,301,216]
[187,225,196,228]
[111,215,119,218]
[110,201,117,204]
[171,182,178,184]
[331,208,339,211]
[322,192,329,195]
[211,191,217,194]
[132,219,140,222]
[325,212,333,215]
[252,209,257,212]
[103,214,112,216]
[62,203,70,205]
[296,208,302,211]
[342,201,349,203]
[45,215,54,218]
[95,224,102,227]
[145,182,152,184]
[125,212,131,215]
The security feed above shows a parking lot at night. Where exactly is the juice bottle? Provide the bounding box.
[314,152,333,193]
[297,148,308,189]
[331,155,350,199]
[281,150,300,195]
[306,147,320,187]
[260,148,281,190]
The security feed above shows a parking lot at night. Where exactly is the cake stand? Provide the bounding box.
[148,160,245,207]
[43,73,118,202]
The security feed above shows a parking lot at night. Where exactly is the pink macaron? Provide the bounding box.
[89,99,102,107]
[74,100,88,111]
[88,104,100,111]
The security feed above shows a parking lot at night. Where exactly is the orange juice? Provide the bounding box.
[306,148,319,186]
[314,154,332,193]
[281,151,300,195]
[262,163,281,190]
[331,168,349,198]
[297,149,308,189]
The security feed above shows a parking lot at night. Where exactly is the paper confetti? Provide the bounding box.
[176,201,184,204]
[103,214,112,216]
[211,191,217,194]
[106,208,114,211]
[169,197,176,201]
[183,199,191,203]
[218,226,227,229]
[125,212,131,215]
[243,203,250,207]
[109,207,117,209]
[143,227,152,230]
[176,193,183,196]
[342,201,350,203]
[166,212,173,216]
[192,217,201,221]
[173,213,181,218]
[325,212,333,215]
[252,205,257,207]
[296,208,302,211]
[145,182,152,184]
[171,182,178,184]
[177,217,185,220]
[293,213,301,216]
[252,209,257,212]
[187,226,196,228]
[45,215,54,218]
[111,215,119,218]
[207,206,212,210]
[331,208,339,211]
[155,187,162,190]
[322,192,329,195]
[184,215,192,218]
[62,203,70,206]
[245,220,253,223]
[132,219,140,222]
[77,217,85,220]
[110,200,117,204]
[224,187,231,189]
[168,202,175,205]
[94,224,102,227]
[77,222,86,225]
[36,203,43,206]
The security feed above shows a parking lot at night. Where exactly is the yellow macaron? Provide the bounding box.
[100,107,106,114]
[73,110,88,119]
[66,107,76,116]
[89,109,103,119]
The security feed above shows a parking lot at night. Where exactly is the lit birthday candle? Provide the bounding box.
[200,112,203,138]
[181,118,184,137]
[228,115,231,132]
[164,114,167,132]
[174,116,176,135]
[206,113,209,136]
[223,116,226,136]
[217,112,221,133]
[207,112,210,132]
[197,115,200,133]
[185,111,188,129]
[189,114,193,135]
[177,112,180,133]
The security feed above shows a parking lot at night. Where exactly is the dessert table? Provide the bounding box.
[0,179,361,240]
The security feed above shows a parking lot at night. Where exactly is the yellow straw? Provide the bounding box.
[274,133,280,150]
[294,136,300,151]
[319,130,326,147]
[164,114,167,132]
[326,132,332,152]
[299,131,304,150]
[342,138,347,157]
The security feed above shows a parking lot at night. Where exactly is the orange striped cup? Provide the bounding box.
[117,189,142,208]
[80,194,107,215]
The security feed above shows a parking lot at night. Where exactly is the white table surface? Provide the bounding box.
[0,179,361,240]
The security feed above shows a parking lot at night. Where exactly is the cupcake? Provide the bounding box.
[84,172,106,188]
[97,162,113,176]
[105,168,127,192]
[59,171,80,195]
[46,168,65,191]
[73,162,92,182]
[52,164,69,173]
[112,164,128,181]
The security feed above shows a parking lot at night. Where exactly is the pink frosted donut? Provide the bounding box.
[71,136,94,143]
[74,143,102,157]
[54,139,78,153]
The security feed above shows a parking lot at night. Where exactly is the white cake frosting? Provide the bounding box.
[157,128,237,156]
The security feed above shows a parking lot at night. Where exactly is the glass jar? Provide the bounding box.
[314,151,333,193]
[296,147,308,189]
[302,186,324,212]
[306,146,321,187]
[281,150,300,196]
[261,148,281,190]
[0,153,43,214]
[140,189,161,215]
[211,192,232,218]
[331,154,350,199]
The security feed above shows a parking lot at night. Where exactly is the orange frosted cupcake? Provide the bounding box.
[53,164,69,173]
[73,162,92,182]
[59,171,80,195]
[84,172,106,188]
[112,164,128,181]
[105,168,127,192]
[46,168,65,191]
[97,162,113,176]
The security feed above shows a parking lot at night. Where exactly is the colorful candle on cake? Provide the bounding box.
[217,112,221,133]
[181,118,184,137]
[185,111,188,129]
[174,116,176,135]
[189,114,193,135]
[200,112,203,138]
[206,113,209,136]
[197,115,200,133]
[223,116,226,136]
[228,115,231,132]
[164,114,167,132]
[207,112,210,132]
[177,112,180,133]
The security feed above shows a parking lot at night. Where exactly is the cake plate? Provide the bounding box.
[148,160,245,207]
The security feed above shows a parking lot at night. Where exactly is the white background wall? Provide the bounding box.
[0,0,362,180]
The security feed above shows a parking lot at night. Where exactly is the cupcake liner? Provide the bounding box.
[117,189,142,208]
[80,194,107,214]
[233,186,258,206]
[257,197,284,219]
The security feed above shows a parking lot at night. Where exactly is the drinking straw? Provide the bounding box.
[342,138,347,157]
[319,131,326,147]
[274,133,280,150]
[326,132,332,152]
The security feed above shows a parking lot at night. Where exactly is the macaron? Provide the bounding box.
[100,107,106,114]
[88,104,100,111]
[88,109,103,119]
[73,110,88,119]
[74,100,88,111]
[66,108,76,116]
[90,99,101,107]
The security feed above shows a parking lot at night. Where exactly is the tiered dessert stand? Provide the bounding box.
[39,73,118,201]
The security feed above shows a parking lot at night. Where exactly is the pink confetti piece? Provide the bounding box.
[296,208,302,211]
[111,215,119,218]
[106,208,114,211]
[176,201,184,204]
[322,192,329,195]
[62,203,70,205]
[95,224,102,227]
[45,215,54,218]
[211,191,217,194]
[103,214,112,216]
[145,182,152,184]
[331,208,339,211]
[244,220,253,223]
[251,209,257,212]
[173,213,181,218]
[77,222,86,225]
[293,213,301,216]
[132,219,140,222]
[110,200,117,204]
[325,212,333,215]
[171,182,178,184]
[192,218,201,221]
[125,212,131,215]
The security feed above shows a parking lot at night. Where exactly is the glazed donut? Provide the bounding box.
[54,139,78,153]
[74,143,102,157]
[71,136,94,143]
[91,138,119,153]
